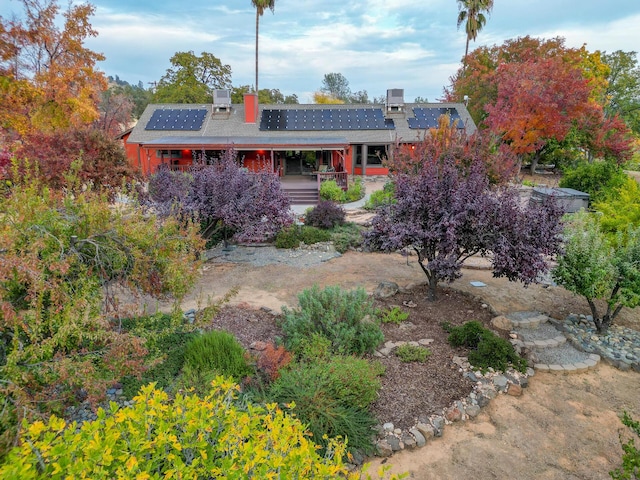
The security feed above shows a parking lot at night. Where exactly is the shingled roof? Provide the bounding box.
[128,101,477,149]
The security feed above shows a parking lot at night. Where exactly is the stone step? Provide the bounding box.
[506,311,550,328]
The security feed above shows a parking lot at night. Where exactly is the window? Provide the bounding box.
[367,145,387,166]
[156,150,182,159]
[354,145,363,166]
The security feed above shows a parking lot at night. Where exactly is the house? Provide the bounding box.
[123,89,477,181]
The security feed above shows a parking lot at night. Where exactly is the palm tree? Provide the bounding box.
[457,0,494,68]
[251,0,275,94]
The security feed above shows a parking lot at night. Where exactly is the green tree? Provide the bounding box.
[553,211,640,333]
[153,51,232,103]
[320,72,351,102]
[231,85,298,104]
[251,0,275,94]
[602,50,640,135]
[456,0,494,68]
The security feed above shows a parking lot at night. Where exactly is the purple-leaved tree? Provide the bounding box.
[364,157,564,300]
[148,147,293,243]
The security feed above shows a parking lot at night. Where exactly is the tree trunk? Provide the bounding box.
[255,10,260,93]
[462,37,470,71]
[530,152,540,175]
[426,274,438,301]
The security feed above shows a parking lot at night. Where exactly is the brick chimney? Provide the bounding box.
[244,93,258,124]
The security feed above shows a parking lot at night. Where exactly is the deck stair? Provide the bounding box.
[280,177,319,205]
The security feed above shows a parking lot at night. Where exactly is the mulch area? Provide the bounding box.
[207,285,495,431]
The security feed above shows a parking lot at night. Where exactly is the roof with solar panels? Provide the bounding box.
[128,89,477,148]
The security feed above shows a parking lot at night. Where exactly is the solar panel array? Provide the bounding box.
[260,108,395,131]
[407,107,463,129]
[145,108,208,131]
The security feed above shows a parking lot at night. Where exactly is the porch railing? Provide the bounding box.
[316,172,348,191]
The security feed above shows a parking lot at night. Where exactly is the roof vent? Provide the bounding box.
[386,88,405,112]
[213,89,231,112]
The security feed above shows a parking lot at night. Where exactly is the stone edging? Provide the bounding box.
[371,356,532,458]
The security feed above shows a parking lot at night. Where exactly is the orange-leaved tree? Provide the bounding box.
[0,0,107,134]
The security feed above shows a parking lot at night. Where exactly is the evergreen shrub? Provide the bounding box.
[183,330,253,381]
[266,357,383,453]
[280,285,384,356]
[446,321,527,373]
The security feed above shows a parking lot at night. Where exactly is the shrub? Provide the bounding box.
[446,321,527,373]
[305,200,346,229]
[280,285,384,356]
[274,225,301,248]
[299,225,332,244]
[364,182,396,210]
[344,177,365,202]
[560,161,628,204]
[331,222,364,253]
[0,379,363,479]
[610,411,640,480]
[266,357,383,453]
[183,330,253,381]
[294,332,333,361]
[395,344,431,363]
[381,306,409,324]
[446,320,486,348]
[320,179,345,202]
[256,342,293,381]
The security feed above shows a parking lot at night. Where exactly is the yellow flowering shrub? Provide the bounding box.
[0,377,367,479]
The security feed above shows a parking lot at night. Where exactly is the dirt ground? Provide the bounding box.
[181,250,639,480]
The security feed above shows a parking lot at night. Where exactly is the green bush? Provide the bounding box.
[364,182,396,210]
[280,285,384,356]
[320,179,345,202]
[274,225,301,248]
[0,379,362,479]
[344,178,365,202]
[274,225,331,249]
[266,357,382,454]
[560,161,628,204]
[331,222,364,253]
[446,320,486,348]
[381,306,409,324]
[299,225,332,244]
[610,411,640,479]
[294,332,333,361]
[395,344,431,363]
[446,321,527,373]
[183,330,253,381]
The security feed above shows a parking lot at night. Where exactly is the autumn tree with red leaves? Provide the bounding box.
[11,128,140,193]
[484,57,592,172]
[444,36,634,168]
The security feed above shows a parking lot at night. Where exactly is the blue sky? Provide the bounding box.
[3,0,640,103]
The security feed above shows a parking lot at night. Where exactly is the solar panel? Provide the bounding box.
[408,107,463,129]
[259,108,394,131]
[145,109,207,131]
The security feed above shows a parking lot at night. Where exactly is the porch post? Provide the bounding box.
[362,144,368,176]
